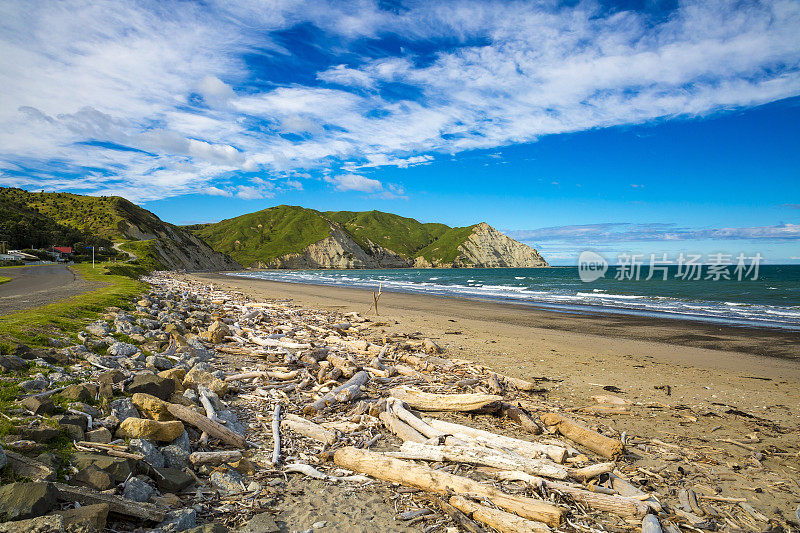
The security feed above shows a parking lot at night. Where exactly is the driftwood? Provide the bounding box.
[642,514,664,533]
[53,482,166,522]
[167,403,247,448]
[333,447,564,527]
[304,370,370,415]
[327,354,358,378]
[539,413,624,459]
[225,370,298,382]
[387,398,450,441]
[75,441,143,461]
[198,385,220,423]
[271,403,282,465]
[424,418,566,463]
[609,473,663,513]
[422,495,484,533]
[492,470,652,518]
[281,413,337,445]
[392,441,570,480]
[500,402,542,435]
[4,450,56,481]
[379,410,427,443]
[450,495,550,533]
[189,450,243,465]
[389,387,502,412]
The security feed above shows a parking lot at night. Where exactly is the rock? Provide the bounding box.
[161,444,189,469]
[87,353,121,370]
[216,410,246,436]
[53,412,89,431]
[109,397,140,422]
[116,418,184,442]
[0,482,57,521]
[0,515,65,533]
[159,368,187,381]
[146,355,174,371]
[20,427,61,442]
[71,465,116,491]
[183,366,227,397]
[128,373,175,400]
[159,508,197,533]
[131,392,174,421]
[83,337,109,352]
[34,453,61,471]
[61,383,97,402]
[0,445,6,470]
[0,356,27,373]
[153,467,194,493]
[84,427,112,443]
[206,320,230,344]
[97,369,126,385]
[107,342,139,357]
[50,503,109,531]
[17,377,48,391]
[61,424,85,441]
[122,476,155,503]
[68,402,101,417]
[71,453,133,483]
[152,493,182,508]
[238,512,280,533]
[422,338,442,354]
[210,468,243,495]
[20,397,55,416]
[245,481,262,492]
[11,343,33,359]
[129,439,165,468]
[169,430,192,454]
[312,521,328,529]
[85,321,111,337]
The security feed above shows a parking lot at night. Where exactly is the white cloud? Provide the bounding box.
[0,0,799,202]
[236,185,273,200]
[202,186,232,197]
[328,174,384,193]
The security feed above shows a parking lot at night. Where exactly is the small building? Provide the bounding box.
[51,246,73,261]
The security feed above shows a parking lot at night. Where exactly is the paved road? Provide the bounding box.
[0,264,105,316]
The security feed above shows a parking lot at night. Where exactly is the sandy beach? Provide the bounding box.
[190,272,800,522]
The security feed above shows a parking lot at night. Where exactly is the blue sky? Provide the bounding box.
[1,0,799,264]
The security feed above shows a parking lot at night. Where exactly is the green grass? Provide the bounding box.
[0,277,9,285]
[0,262,145,348]
[193,205,482,267]
[117,240,165,271]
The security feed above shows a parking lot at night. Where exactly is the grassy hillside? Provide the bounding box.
[192,205,480,267]
[193,205,332,266]
[0,192,98,249]
[416,224,477,263]
[324,210,449,257]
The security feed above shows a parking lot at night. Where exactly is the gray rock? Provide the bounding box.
[210,468,243,495]
[147,355,174,370]
[0,355,27,373]
[216,410,246,436]
[238,512,279,533]
[18,377,48,391]
[71,465,115,491]
[159,508,197,533]
[184,524,229,533]
[0,515,65,533]
[0,445,6,470]
[129,439,165,468]
[86,353,120,369]
[108,342,139,357]
[169,430,192,454]
[86,321,111,337]
[153,467,194,493]
[128,373,174,400]
[122,476,155,503]
[161,444,189,469]
[50,502,109,531]
[84,337,109,352]
[182,389,199,404]
[110,397,140,422]
[71,452,133,483]
[0,482,57,521]
[21,396,55,415]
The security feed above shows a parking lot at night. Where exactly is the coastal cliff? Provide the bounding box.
[192,206,548,269]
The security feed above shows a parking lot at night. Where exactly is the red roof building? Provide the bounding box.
[53,246,73,254]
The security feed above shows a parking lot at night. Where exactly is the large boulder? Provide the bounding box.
[108,342,139,357]
[70,465,115,491]
[200,321,230,344]
[109,397,140,422]
[116,418,184,442]
[50,503,109,531]
[183,366,227,397]
[0,356,27,373]
[131,393,174,421]
[61,383,98,402]
[71,453,133,483]
[0,515,65,533]
[0,482,57,521]
[21,397,55,416]
[129,439,164,468]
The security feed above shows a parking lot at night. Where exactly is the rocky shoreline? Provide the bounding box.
[0,272,796,533]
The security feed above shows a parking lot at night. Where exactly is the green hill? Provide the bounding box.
[0,187,239,271]
[190,205,547,269]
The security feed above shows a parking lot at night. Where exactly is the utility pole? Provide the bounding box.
[91,246,95,269]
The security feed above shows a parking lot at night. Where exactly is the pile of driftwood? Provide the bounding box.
[150,273,794,533]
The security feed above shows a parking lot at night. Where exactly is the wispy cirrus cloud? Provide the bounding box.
[510,222,800,244]
[1,0,799,202]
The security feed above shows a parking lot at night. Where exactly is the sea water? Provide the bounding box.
[228,265,800,330]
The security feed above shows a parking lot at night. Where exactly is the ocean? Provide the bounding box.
[227,265,800,330]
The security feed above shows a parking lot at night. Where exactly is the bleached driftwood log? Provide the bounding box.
[333,446,564,527]
[539,413,624,459]
[379,410,428,443]
[450,495,550,533]
[249,334,311,350]
[271,403,282,465]
[189,450,242,465]
[281,413,337,445]
[425,418,566,463]
[642,514,664,533]
[500,402,542,435]
[387,398,452,441]
[225,370,299,382]
[198,385,220,423]
[167,403,247,448]
[304,370,370,415]
[610,473,663,513]
[491,470,652,518]
[54,483,166,522]
[392,441,570,480]
[389,386,502,412]
[327,353,358,378]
